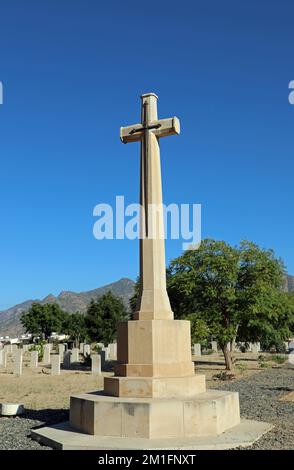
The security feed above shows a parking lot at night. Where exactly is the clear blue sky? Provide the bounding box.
[0,0,293,310]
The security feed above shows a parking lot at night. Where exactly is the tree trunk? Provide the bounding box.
[222,343,233,371]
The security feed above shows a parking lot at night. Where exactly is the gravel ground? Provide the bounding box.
[214,362,294,449]
[0,409,68,450]
[0,364,293,450]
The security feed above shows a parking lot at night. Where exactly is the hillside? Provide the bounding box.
[0,278,135,337]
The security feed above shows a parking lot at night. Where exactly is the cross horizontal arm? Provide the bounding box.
[120,117,180,144]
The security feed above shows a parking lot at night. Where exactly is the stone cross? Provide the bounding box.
[120,93,180,320]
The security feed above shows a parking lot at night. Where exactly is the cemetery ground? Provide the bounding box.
[0,352,293,450]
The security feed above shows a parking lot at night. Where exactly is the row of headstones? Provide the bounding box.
[0,347,102,376]
[0,341,118,376]
[192,341,262,356]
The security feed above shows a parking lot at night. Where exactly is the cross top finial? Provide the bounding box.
[141,92,158,100]
[120,94,180,144]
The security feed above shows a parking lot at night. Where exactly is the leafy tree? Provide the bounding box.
[21,302,64,340]
[85,292,129,345]
[167,239,240,370]
[62,312,88,347]
[185,313,210,345]
[167,239,290,370]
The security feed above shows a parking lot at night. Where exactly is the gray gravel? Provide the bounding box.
[214,363,294,449]
[0,409,68,450]
[0,365,293,450]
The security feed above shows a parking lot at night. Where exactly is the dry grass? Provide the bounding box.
[0,351,289,411]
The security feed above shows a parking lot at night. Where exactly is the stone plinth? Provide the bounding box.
[104,374,205,398]
[69,390,240,438]
[114,320,194,377]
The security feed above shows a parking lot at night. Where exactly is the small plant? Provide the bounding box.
[213,371,235,381]
[82,353,91,367]
[29,340,46,361]
[260,362,270,368]
[236,363,247,374]
[270,355,286,365]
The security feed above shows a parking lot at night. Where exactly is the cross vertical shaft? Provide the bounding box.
[120,93,180,320]
[136,93,173,320]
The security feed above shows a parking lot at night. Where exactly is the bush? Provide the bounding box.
[270,354,286,365]
[29,340,46,361]
[82,353,91,367]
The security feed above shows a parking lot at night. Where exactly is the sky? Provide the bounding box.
[0,0,293,310]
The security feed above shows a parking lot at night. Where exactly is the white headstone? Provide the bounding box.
[108,343,117,360]
[0,350,7,368]
[192,343,201,356]
[251,342,260,354]
[43,345,51,364]
[91,354,101,374]
[211,341,218,352]
[58,343,65,359]
[13,350,23,376]
[83,344,91,356]
[51,354,61,375]
[70,348,79,363]
[79,343,84,353]
[30,351,38,368]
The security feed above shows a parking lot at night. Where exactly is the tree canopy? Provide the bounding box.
[85,291,129,345]
[167,239,293,369]
[21,302,64,339]
[61,312,88,347]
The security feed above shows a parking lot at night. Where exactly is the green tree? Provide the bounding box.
[167,239,289,370]
[62,312,88,347]
[85,292,129,345]
[21,302,64,340]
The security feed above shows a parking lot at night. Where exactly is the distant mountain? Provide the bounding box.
[0,278,135,337]
[284,274,294,293]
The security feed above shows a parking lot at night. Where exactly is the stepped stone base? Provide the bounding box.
[69,389,240,438]
[104,374,206,398]
[31,419,273,450]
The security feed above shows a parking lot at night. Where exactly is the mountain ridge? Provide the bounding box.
[0,278,135,337]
